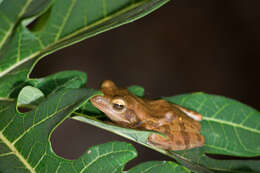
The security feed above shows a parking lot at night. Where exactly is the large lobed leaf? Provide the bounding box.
[0,0,169,100]
[0,86,187,173]
[0,88,106,172]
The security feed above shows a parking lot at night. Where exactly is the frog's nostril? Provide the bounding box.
[91,96,102,103]
[91,96,107,105]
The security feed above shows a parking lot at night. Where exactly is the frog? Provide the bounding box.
[90,80,204,150]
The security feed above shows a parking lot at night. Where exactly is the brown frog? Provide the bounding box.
[90,80,204,150]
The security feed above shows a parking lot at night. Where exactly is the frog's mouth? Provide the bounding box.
[90,96,130,124]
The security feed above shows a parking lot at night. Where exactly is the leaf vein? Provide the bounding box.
[54,0,76,41]
[79,149,131,173]
[210,103,231,119]
[203,116,260,134]
[0,0,32,49]
[0,151,13,157]
[233,126,248,152]
[196,96,208,111]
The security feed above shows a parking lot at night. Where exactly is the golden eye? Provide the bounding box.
[112,98,126,112]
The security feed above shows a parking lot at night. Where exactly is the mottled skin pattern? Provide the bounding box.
[91,80,204,150]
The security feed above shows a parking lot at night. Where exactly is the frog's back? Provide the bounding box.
[147,99,204,150]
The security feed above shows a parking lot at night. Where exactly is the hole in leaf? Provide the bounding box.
[206,153,260,160]
[50,119,173,166]
[17,106,33,113]
[50,119,96,160]
[27,6,52,32]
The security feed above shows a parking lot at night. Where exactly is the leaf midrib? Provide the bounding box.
[203,116,260,134]
[0,132,34,172]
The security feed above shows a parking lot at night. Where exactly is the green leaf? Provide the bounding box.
[127,161,190,173]
[17,86,44,107]
[164,92,260,173]
[165,92,260,157]
[0,0,169,100]
[128,85,145,97]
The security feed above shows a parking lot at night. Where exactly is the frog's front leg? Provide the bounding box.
[172,104,202,121]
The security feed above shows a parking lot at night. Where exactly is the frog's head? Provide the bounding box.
[90,80,143,126]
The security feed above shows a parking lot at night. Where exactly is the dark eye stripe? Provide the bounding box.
[113,103,124,110]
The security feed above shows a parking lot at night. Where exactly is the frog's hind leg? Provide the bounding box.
[148,131,204,150]
[172,104,202,121]
[148,133,185,150]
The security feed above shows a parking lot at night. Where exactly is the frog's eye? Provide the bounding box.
[112,98,126,112]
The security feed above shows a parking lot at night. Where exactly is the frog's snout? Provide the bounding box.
[90,95,109,108]
[90,95,112,116]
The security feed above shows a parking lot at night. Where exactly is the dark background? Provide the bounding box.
[31,0,260,168]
